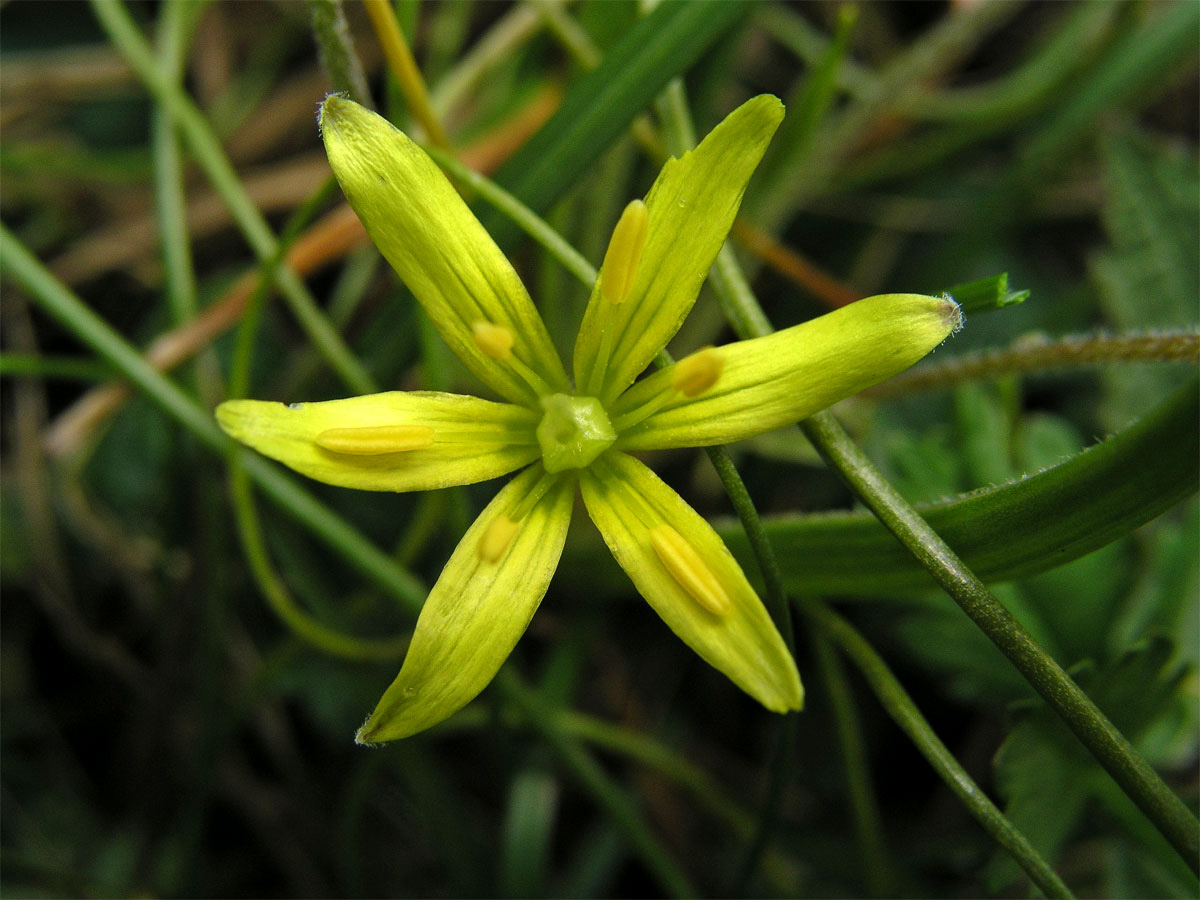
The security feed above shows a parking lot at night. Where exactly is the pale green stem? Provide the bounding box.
[309,0,373,107]
[90,0,377,396]
[805,599,1074,899]
[425,146,598,286]
[428,3,543,117]
[152,0,201,326]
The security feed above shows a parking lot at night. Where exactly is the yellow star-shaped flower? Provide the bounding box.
[216,95,961,742]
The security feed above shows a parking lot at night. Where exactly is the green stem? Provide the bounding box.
[812,633,893,897]
[805,599,1075,899]
[152,0,202,327]
[800,409,1200,870]
[220,177,401,659]
[308,0,373,107]
[424,146,598,287]
[0,354,113,381]
[90,0,377,396]
[870,330,1200,399]
[228,463,410,661]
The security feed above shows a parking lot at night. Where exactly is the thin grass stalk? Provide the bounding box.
[90,0,377,395]
[308,0,373,107]
[804,599,1075,899]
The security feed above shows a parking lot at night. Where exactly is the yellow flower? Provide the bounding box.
[216,95,961,743]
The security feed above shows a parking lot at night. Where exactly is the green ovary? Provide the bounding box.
[537,394,616,473]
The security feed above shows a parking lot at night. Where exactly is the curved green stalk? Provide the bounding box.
[90,0,377,395]
[805,599,1074,899]
[228,463,410,661]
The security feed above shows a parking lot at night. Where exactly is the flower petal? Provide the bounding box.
[573,95,784,405]
[613,293,962,450]
[216,391,539,491]
[580,452,803,713]
[320,96,569,405]
[357,467,575,742]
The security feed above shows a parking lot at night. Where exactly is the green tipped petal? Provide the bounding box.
[573,95,784,405]
[216,391,539,492]
[357,467,574,742]
[319,95,569,405]
[613,293,963,450]
[580,452,803,713]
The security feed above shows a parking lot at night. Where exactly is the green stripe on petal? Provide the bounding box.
[580,452,802,713]
[216,391,539,492]
[320,96,569,405]
[357,467,575,742]
[613,293,962,450]
[573,95,784,404]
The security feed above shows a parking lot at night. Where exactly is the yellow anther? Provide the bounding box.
[649,524,732,616]
[314,424,435,455]
[600,199,648,305]
[671,346,723,397]
[472,320,515,360]
[478,515,520,564]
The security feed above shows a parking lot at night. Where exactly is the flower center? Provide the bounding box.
[536,394,615,473]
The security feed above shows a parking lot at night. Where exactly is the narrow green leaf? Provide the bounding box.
[715,379,1199,596]
[483,0,747,248]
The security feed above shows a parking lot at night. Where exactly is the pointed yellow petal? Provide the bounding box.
[573,96,784,403]
[216,391,539,491]
[357,468,575,742]
[580,452,803,713]
[319,96,569,404]
[614,293,962,450]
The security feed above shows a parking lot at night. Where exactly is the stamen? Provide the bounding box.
[649,525,732,616]
[315,424,435,455]
[599,200,648,305]
[478,515,520,564]
[472,320,515,360]
[671,347,723,397]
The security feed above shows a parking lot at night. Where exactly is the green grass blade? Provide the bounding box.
[482,0,746,247]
